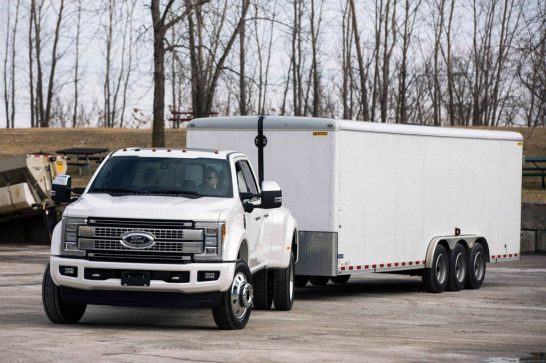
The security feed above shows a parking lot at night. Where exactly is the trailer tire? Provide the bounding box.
[465,243,486,289]
[422,244,449,293]
[446,244,467,291]
[295,275,309,287]
[331,275,351,284]
[273,252,294,311]
[42,264,86,324]
[252,268,272,310]
[212,261,253,330]
[309,276,329,286]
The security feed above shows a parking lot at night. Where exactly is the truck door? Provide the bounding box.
[235,160,265,268]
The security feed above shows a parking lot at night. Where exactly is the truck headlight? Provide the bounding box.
[61,217,87,257]
[194,222,225,261]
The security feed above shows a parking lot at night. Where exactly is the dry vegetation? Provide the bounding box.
[0,126,544,200]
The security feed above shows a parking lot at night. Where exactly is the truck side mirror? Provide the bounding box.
[51,175,72,204]
[260,181,282,209]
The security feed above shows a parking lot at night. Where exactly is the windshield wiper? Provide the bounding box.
[150,190,200,198]
[92,188,149,196]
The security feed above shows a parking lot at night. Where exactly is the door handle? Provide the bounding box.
[264,213,269,218]
[255,216,261,221]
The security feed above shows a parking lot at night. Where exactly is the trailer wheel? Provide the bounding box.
[273,252,295,311]
[331,275,351,284]
[42,264,86,324]
[309,276,329,286]
[465,243,486,289]
[446,244,467,291]
[252,268,272,309]
[295,275,309,287]
[212,261,253,330]
[422,244,449,293]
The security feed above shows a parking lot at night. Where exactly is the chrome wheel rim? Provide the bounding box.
[455,252,466,283]
[473,251,485,281]
[230,272,253,319]
[436,253,447,285]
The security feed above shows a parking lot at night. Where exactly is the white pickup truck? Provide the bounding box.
[42,148,298,329]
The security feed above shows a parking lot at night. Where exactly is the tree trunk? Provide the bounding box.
[151,0,166,146]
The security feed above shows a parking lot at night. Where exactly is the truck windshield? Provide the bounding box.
[88,156,232,198]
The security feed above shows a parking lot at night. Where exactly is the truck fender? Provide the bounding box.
[265,207,298,269]
[50,222,63,255]
[223,222,248,262]
[425,235,489,268]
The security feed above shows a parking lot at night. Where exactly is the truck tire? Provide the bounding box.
[331,275,350,284]
[42,264,86,324]
[252,268,272,310]
[422,244,449,293]
[465,243,486,289]
[295,275,309,287]
[212,260,253,330]
[273,252,294,311]
[309,276,329,286]
[446,243,467,291]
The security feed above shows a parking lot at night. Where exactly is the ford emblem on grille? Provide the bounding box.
[120,231,156,249]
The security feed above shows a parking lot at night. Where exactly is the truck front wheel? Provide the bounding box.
[422,244,449,293]
[273,252,294,310]
[42,264,86,324]
[212,261,253,330]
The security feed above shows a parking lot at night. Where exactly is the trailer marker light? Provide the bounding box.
[349,266,353,270]
[372,264,376,268]
[395,263,399,267]
[356,266,361,270]
[409,262,413,266]
[364,265,369,269]
[340,267,346,271]
[387,263,391,267]
[380,264,384,268]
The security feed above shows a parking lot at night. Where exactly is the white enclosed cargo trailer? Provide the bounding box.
[187,116,523,292]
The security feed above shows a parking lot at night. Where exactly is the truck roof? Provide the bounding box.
[189,116,523,142]
[110,147,237,159]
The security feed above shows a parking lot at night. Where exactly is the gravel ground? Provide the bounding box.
[0,245,545,362]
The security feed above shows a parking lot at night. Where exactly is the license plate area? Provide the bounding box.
[121,271,150,287]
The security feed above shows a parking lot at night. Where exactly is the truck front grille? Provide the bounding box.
[77,218,206,261]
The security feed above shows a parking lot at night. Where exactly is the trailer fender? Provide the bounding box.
[265,207,298,269]
[425,235,489,268]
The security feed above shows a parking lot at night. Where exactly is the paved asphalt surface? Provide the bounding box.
[0,245,545,362]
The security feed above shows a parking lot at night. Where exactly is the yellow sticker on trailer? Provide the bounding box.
[313,131,328,136]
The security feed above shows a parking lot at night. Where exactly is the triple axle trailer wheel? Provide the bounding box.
[423,242,486,293]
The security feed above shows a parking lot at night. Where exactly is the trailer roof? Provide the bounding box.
[189,116,523,142]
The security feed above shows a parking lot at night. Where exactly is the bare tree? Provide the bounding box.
[349,0,370,121]
[72,0,82,127]
[186,0,250,117]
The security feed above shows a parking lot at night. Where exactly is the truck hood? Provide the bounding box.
[64,193,236,221]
